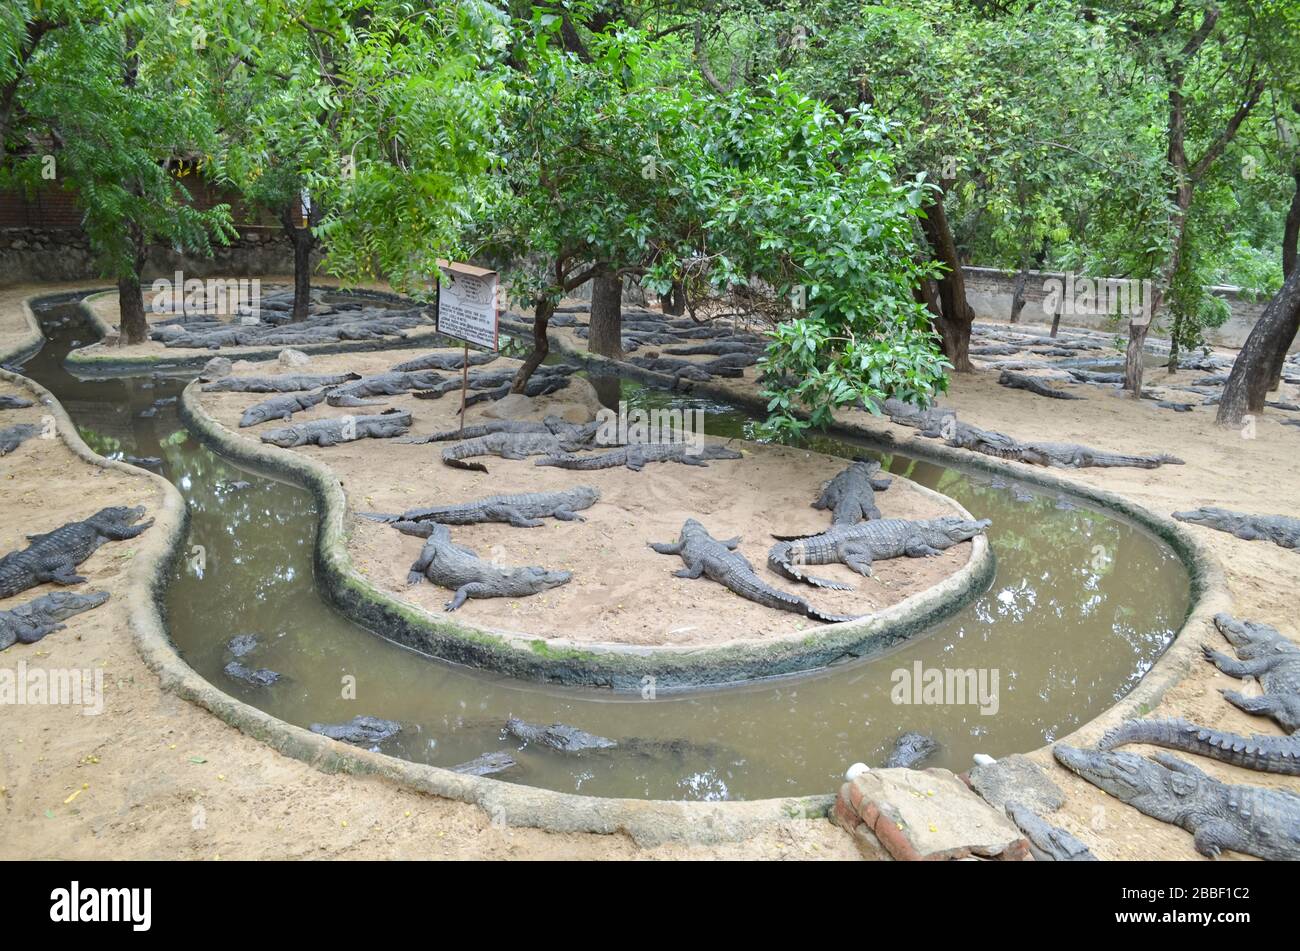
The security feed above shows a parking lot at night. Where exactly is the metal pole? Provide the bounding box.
[459,342,469,434]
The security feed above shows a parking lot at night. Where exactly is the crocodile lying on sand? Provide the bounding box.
[0,590,110,651]
[406,415,592,445]
[0,395,35,409]
[1202,613,1300,731]
[650,518,855,623]
[324,369,446,407]
[201,372,361,393]
[997,370,1084,400]
[309,715,402,748]
[881,399,1184,469]
[1003,801,1098,861]
[813,459,892,523]
[0,506,153,599]
[364,486,599,529]
[1172,507,1300,550]
[0,423,41,455]
[535,442,742,471]
[239,390,328,427]
[768,515,990,588]
[1100,718,1300,776]
[1054,745,1300,860]
[405,523,572,610]
[260,409,412,447]
[390,350,498,372]
[883,732,938,768]
[440,424,599,472]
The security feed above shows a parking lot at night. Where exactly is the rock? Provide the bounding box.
[482,393,533,420]
[968,753,1065,814]
[832,768,1032,861]
[231,360,259,373]
[480,377,601,424]
[278,348,310,368]
[202,356,233,378]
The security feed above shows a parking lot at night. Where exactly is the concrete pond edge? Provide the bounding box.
[0,290,1231,847]
[178,379,996,690]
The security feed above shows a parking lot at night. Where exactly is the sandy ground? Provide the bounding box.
[196,349,974,646]
[6,280,1300,861]
[0,283,859,860]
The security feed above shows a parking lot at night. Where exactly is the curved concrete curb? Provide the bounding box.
[66,287,447,377]
[554,340,1231,747]
[179,380,995,690]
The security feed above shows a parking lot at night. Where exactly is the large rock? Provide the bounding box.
[202,356,233,378]
[967,754,1065,814]
[278,348,311,368]
[832,767,1032,861]
[482,377,601,424]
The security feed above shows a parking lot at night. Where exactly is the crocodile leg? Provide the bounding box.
[903,535,945,557]
[552,509,585,522]
[648,540,683,555]
[445,583,492,611]
[485,507,544,528]
[673,557,705,579]
[408,539,437,585]
[1191,818,1243,860]
[16,620,65,644]
[45,565,87,586]
[718,536,741,549]
[105,518,154,540]
[1203,647,1275,679]
[1221,690,1287,721]
[838,541,874,576]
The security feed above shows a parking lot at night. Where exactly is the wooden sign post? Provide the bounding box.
[432,260,500,434]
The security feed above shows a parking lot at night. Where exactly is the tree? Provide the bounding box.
[2,2,234,343]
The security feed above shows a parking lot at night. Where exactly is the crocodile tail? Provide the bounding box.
[1100,717,1300,776]
[770,530,817,541]
[765,547,851,591]
[444,457,488,472]
[807,606,860,624]
[358,512,399,523]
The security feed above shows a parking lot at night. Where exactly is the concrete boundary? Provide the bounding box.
[179,380,996,690]
[0,289,1230,846]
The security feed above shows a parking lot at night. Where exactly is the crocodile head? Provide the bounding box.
[1054,745,1201,822]
[519,567,572,592]
[1212,612,1292,657]
[927,515,991,544]
[87,505,147,531]
[701,444,744,461]
[28,590,110,618]
[571,485,601,506]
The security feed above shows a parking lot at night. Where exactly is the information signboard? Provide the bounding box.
[435,260,499,351]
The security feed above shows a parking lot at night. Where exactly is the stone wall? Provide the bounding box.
[961,265,1286,351]
[0,227,314,284]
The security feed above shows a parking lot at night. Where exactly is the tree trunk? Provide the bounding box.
[919,193,973,371]
[511,297,555,393]
[1216,265,1300,426]
[661,279,686,316]
[587,272,624,358]
[1167,310,1182,374]
[1009,263,1029,324]
[291,227,313,321]
[1264,163,1300,391]
[118,273,148,345]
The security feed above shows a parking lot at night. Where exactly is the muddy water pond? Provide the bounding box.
[22,295,1191,800]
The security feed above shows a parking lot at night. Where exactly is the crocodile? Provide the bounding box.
[1201,612,1300,731]
[649,518,855,623]
[364,485,599,529]
[390,350,498,372]
[324,370,446,407]
[260,409,412,447]
[505,716,618,752]
[405,522,572,610]
[882,399,1183,469]
[406,415,591,445]
[0,423,41,455]
[1099,718,1300,776]
[883,731,938,768]
[997,370,1084,400]
[768,515,990,588]
[223,660,281,687]
[535,442,742,471]
[0,506,153,599]
[450,751,517,775]
[1003,801,1098,861]
[0,395,35,409]
[200,372,361,393]
[440,425,599,472]
[0,590,110,651]
[309,715,402,748]
[813,459,892,523]
[1053,744,1300,860]
[238,389,327,427]
[1172,507,1300,550]
[662,341,764,357]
